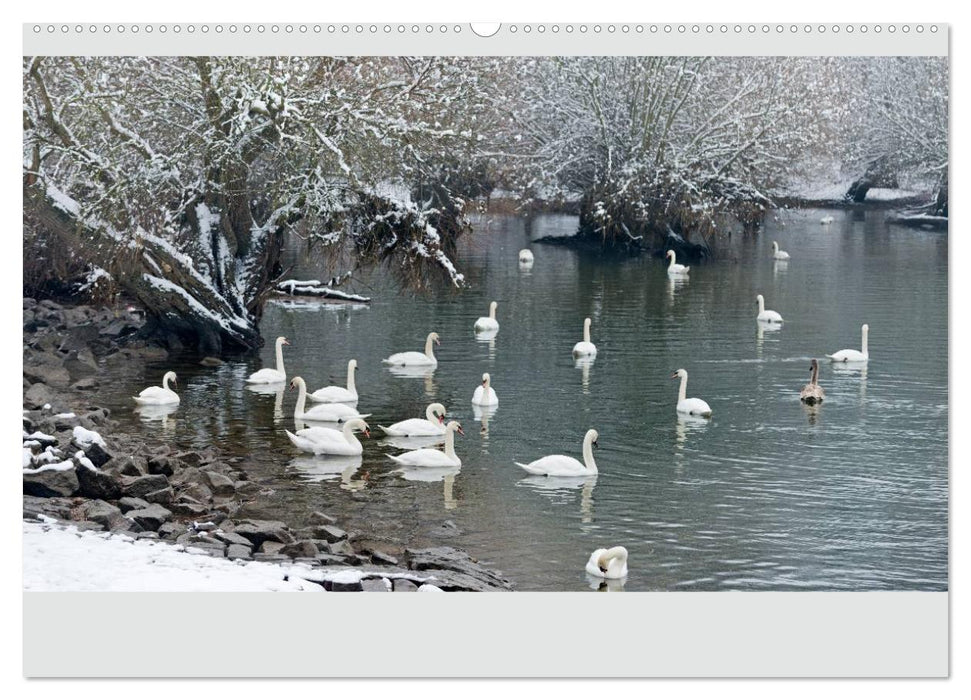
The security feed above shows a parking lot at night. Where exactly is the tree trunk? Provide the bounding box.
[845,155,899,203]
[25,182,271,355]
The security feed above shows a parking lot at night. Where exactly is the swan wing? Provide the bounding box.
[384,351,435,366]
[678,398,712,417]
[246,369,285,384]
[134,387,179,404]
[380,419,443,436]
[387,449,458,468]
[308,387,357,403]
[474,317,499,331]
[516,455,586,476]
[827,350,867,362]
[572,341,597,357]
[585,549,609,577]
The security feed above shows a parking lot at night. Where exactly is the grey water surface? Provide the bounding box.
[97,209,948,591]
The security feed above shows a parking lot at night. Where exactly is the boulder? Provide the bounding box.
[80,500,134,531]
[157,522,187,540]
[212,531,253,547]
[258,541,286,555]
[361,578,392,593]
[80,442,113,469]
[406,547,512,591]
[393,579,419,593]
[71,377,100,391]
[370,551,399,567]
[105,456,146,477]
[23,356,71,388]
[204,471,236,498]
[24,383,56,410]
[121,474,170,498]
[75,465,123,500]
[126,504,172,531]
[147,456,178,477]
[313,524,347,543]
[226,544,252,560]
[118,497,150,513]
[168,502,209,518]
[23,468,78,498]
[144,487,175,505]
[233,520,296,548]
[280,540,319,559]
[173,451,204,468]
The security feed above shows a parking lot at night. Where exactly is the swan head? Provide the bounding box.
[755,294,765,305]
[348,358,357,372]
[772,241,779,251]
[862,323,869,334]
[585,428,599,448]
[596,546,628,572]
[345,418,370,437]
[584,317,591,329]
[666,250,675,260]
[489,301,498,314]
[481,372,490,386]
[446,421,465,437]
[288,376,305,391]
[809,358,818,372]
[671,368,687,380]
[163,371,178,388]
[428,402,447,424]
[276,336,291,347]
[428,332,441,346]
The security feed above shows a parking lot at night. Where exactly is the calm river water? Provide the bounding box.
[98,209,948,591]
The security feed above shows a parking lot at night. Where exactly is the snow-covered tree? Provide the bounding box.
[23,56,493,352]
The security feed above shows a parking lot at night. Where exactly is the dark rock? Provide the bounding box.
[173,451,204,468]
[168,502,209,517]
[121,474,170,498]
[79,407,110,426]
[63,350,98,380]
[75,464,123,500]
[23,468,78,498]
[199,357,224,367]
[80,441,113,469]
[362,578,391,593]
[310,511,338,525]
[329,579,364,592]
[118,496,150,513]
[177,481,211,504]
[70,520,106,532]
[105,456,146,477]
[186,542,226,558]
[204,471,235,498]
[133,531,159,540]
[252,553,290,563]
[100,319,140,339]
[281,540,319,559]
[71,377,100,391]
[144,487,175,505]
[258,541,286,555]
[23,357,71,388]
[233,520,296,548]
[126,504,172,531]
[158,522,187,540]
[329,540,355,557]
[226,544,252,560]
[371,551,399,567]
[212,531,253,547]
[23,495,74,520]
[393,579,419,592]
[170,466,203,486]
[314,553,351,566]
[313,524,347,543]
[53,413,81,431]
[147,456,178,477]
[24,383,56,410]
[406,547,512,591]
[80,500,134,531]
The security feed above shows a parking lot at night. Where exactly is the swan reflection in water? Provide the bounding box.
[666,275,688,304]
[518,475,597,523]
[773,258,789,278]
[134,402,179,433]
[676,413,710,451]
[474,327,498,362]
[472,403,498,439]
[586,575,627,592]
[387,364,437,397]
[575,356,595,395]
[288,454,363,487]
[394,465,460,510]
[832,361,868,402]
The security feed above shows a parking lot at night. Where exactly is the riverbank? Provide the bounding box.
[22,298,512,592]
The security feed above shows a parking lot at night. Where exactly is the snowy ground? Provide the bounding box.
[22,518,321,592]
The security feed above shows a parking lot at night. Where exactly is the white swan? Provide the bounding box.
[290,377,370,422]
[515,429,599,477]
[471,372,499,406]
[246,336,289,384]
[387,421,464,468]
[285,418,370,456]
[756,294,784,324]
[133,371,179,405]
[308,359,358,403]
[519,249,534,264]
[827,323,869,363]
[572,318,598,358]
[671,369,712,417]
[585,546,629,580]
[474,301,499,333]
[666,250,690,277]
[772,241,791,260]
[800,358,826,405]
[379,403,447,437]
[820,215,835,225]
[383,332,439,367]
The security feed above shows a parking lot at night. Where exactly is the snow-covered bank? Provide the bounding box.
[23,518,320,592]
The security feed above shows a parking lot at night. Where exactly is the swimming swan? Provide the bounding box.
[572,318,598,358]
[308,359,358,404]
[800,358,826,405]
[666,250,690,277]
[246,336,290,384]
[474,301,499,333]
[290,377,370,422]
[826,323,869,363]
[671,369,712,417]
[386,421,464,468]
[519,249,534,264]
[772,241,791,260]
[585,546,629,579]
[383,332,440,367]
[471,372,499,406]
[285,418,370,456]
[820,215,835,224]
[133,371,180,405]
[379,403,447,437]
[756,294,784,324]
[515,429,599,477]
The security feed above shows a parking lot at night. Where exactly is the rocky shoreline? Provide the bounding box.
[22,298,512,592]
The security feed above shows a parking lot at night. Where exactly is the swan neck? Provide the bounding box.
[444,428,456,458]
[668,252,675,269]
[162,373,171,390]
[489,303,496,320]
[582,434,598,473]
[757,297,765,314]
[275,339,285,376]
[343,422,361,447]
[294,379,306,416]
[346,362,356,393]
[583,320,591,343]
[425,335,436,362]
[810,364,819,386]
[678,374,688,404]
[862,327,868,355]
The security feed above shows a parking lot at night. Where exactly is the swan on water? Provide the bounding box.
[290,377,370,422]
[308,359,359,404]
[671,369,712,417]
[471,372,499,406]
[666,250,690,277]
[756,294,784,324]
[474,301,499,333]
[826,323,869,363]
[285,418,370,456]
[133,371,180,405]
[515,429,599,477]
[386,421,464,468]
[772,241,791,260]
[572,318,598,358]
[379,403,447,437]
[383,332,440,367]
[245,336,290,384]
[585,546,629,580]
[519,249,534,264]
[800,358,826,405]
[820,215,835,224]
